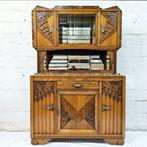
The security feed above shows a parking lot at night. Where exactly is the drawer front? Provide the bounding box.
[57,82,99,90]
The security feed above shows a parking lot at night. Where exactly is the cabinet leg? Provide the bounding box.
[104,138,124,145]
[31,139,52,145]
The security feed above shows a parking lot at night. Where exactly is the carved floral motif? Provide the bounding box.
[102,81,122,100]
[36,11,54,43]
[33,81,54,101]
[100,11,118,43]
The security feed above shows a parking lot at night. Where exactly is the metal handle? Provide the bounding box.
[49,25,53,33]
[72,83,83,88]
[101,104,112,111]
[44,104,54,111]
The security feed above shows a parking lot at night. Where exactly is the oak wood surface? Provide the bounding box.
[31,5,124,145]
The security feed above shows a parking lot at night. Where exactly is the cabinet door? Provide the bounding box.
[98,7,122,50]
[57,91,98,134]
[31,81,57,134]
[32,7,54,49]
[55,12,98,49]
[99,81,124,134]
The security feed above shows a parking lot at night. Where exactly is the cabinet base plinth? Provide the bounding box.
[31,139,52,145]
[31,138,124,145]
[104,138,124,145]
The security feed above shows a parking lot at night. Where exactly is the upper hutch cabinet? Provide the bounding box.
[32,6,122,51]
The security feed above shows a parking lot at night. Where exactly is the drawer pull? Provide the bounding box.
[44,104,54,111]
[101,104,112,111]
[72,83,83,88]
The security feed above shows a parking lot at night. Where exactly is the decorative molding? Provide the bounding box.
[100,11,118,43]
[53,6,99,10]
[36,11,54,44]
[33,81,54,101]
[60,96,95,129]
[102,81,122,100]
[32,11,36,48]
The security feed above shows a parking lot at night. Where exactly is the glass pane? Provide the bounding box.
[59,14,95,44]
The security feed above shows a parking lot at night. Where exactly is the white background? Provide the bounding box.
[0,1,147,131]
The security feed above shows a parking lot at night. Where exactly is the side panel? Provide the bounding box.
[32,10,54,49]
[31,80,57,135]
[99,80,124,135]
[98,8,122,50]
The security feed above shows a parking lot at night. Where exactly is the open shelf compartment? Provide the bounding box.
[37,50,116,73]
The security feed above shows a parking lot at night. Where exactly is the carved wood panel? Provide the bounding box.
[32,80,56,134]
[36,11,54,44]
[100,81,123,134]
[100,11,118,43]
[60,94,95,130]
[33,81,54,101]
[102,81,122,100]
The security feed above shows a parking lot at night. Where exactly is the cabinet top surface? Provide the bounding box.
[31,72,125,77]
[33,5,121,11]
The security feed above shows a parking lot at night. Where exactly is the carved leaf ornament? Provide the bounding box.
[102,81,122,100]
[33,81,54,101]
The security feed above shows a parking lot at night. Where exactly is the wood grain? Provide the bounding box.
[30,5,125,145]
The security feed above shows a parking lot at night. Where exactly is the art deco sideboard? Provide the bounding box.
[30,6,125,145]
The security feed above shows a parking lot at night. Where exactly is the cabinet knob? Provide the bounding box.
[44,104,54,111]
[101,104,112,111]
[72,83,83,88]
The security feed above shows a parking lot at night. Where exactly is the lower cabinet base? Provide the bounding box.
[31,138,124,145]
[30,75,126,145]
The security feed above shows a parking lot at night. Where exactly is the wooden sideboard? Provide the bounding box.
[31,5,125,145]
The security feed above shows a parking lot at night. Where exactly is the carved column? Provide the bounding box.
[37,51,47,73]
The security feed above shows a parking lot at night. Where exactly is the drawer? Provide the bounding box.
[57,82,99,90]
